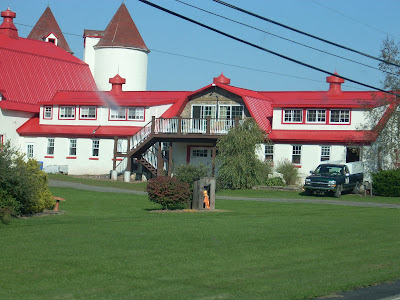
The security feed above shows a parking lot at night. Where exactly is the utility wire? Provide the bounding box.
[14,20,332,86]
[212,0,400,69]
[139,0,399,97]
[311,0,400,40]
[172,0,399,77]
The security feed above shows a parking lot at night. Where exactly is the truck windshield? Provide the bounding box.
[314,165,344,175]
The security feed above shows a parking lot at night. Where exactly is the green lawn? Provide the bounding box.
[1,187,400,299]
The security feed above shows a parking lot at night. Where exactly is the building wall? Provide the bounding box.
[39,104,172,126]
[83,36,101,76]
[94,48,148,91]
[22,136,115,175]
[0,108,34,149]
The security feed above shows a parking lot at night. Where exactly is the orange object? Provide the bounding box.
[53,196,65,212]
[203,190,210,209]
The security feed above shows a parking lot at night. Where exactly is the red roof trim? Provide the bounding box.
[17,117,141,138]
[0,100,39,113]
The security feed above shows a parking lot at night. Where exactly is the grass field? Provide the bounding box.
[1,187,400,299]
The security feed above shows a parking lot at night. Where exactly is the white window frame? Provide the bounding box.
[127,107,144,121]
[109,107,126,120]
[192,105,217,119]
[46,138,55,155]
[306,109,326,123]
[320,146,331,161]
[284,109,303,123]
[59,106,75,119]
[69,139,77,156]
[219,105,243,119]
[92,140,100,157]
[265,144,274,161]
[26,143,35,158]
[44,106,53,119]
[330,109,350,124]
[292,145,302,165]
[80,106,97,119]
[192,149,208,157]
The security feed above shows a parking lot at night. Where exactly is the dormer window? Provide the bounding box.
[59,106,75,119]
[44,106,53,119]
[44,32,58,46]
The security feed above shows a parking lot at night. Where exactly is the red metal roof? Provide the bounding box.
[95,3,149,52]
[268,129,376,144]
[42,90,189,107]
[27,6,73,54]
[17,117,141,138]
[0,34,96,112]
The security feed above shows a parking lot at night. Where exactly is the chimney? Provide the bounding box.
[213,73,231,85]
[109,74,126,95]
[0,8,18,39]
[326,71,344,95]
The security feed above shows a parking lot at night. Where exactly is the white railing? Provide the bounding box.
[210,119,236,134]
[154,118,178,134]
[130,120,152,149]
[142,146,158,170]
[115,157,128,174]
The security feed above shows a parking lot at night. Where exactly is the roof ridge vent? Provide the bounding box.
[0,8,18,39]
[326,71,344,95]
[109,74,126,95]
[213,73,231,85]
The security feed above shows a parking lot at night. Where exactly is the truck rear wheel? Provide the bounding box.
[334,185,342,198]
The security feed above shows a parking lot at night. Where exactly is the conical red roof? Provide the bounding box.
[27,6,72,54]
[95,3,149,52]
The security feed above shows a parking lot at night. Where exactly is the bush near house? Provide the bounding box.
[0,142,55,222]
[276,159,300,186]
[146,176,191,210]
[372,169,400,197]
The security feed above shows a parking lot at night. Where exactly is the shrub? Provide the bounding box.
[276,159,299,185]
[265,177,285,186]
[0,142,55,216]
[372,169,400,197]
[174,164,209,191]
[0,189,21,224]
[146,176,191,209]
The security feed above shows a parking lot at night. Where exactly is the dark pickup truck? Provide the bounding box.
[304,163,364,198]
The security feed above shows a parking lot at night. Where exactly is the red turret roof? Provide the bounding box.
[27,6,73,54]
[95,3,149,52]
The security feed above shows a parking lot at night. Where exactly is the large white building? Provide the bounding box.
[0,4,397,182]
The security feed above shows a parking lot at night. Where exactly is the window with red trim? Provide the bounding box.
[44,106,53,119]
[330,109,350,124]
[292,145,302,164]
[80,106,97,119]
[59,106,75,119]
[284,109,302,123]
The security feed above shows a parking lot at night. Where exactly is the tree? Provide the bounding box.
[361,37,400,172]
[216,118,270,189]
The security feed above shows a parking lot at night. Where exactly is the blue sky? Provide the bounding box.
[6,0,400,92]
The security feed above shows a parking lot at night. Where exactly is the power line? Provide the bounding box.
[212,0,400,69]
[172,0,398,77]
[13,18,338,87]
[311,0,400,40]
[139,0,399,97]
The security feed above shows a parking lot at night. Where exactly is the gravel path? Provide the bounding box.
[49,180,400,209]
